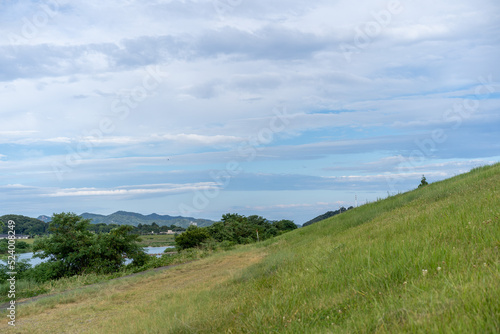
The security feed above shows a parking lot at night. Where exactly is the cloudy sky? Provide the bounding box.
[1,0,499,224]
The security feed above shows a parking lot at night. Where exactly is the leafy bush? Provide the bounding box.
[175,226,210,250]
[23,261,65,282]
[32,212,147,281]
[0,239,31,254]
[219,240,236,251]
[0,258,32,280]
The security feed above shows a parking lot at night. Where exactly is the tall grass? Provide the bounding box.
[2,163,499,333]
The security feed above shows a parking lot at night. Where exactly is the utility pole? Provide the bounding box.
[355,194,358,207]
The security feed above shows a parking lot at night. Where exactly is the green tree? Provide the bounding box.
[205,214,297,245]
[220,213,256,243]
[0,239,31,254]
[418,175,429,188]
[32,212,147,280]
[174,225,210,250]
[247,215,269,226]
[207,221,234,242]
[273,219,297,232]
[0,239,8,254]
[33,212,94,277]
[151,222,160,233]
[90,225,148,272]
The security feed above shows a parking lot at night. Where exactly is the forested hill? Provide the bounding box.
[79,211,214,228]
[0,215,48,235]
[302,206,353,227]
[4,211,213,230]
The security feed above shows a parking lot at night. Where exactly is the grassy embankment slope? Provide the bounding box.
[2,163,499,333]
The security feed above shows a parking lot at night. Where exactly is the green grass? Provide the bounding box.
[0,246,213,304]
[2,163,499,333]
[0,234,175,301]
[136,234,176,247]
[20,238,36,245]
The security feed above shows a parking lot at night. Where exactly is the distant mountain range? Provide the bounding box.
[37,211,214,228]
[37,215,51,223]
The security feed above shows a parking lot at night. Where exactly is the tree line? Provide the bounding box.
[1,212,297,284]
[87,222,186,235]
[0,214,186,237]
[175,213,297,250]
[0,215,49,235]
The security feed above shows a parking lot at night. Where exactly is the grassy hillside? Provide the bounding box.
[2,163,499,333]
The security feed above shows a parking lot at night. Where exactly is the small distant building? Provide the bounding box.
[189,222,197,227]
[0,234,30,239]
[160,230,177,235]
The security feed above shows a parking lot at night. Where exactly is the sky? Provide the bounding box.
[1,0,499,225]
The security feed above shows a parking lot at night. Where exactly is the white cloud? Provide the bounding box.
[156,133,245,145]
[45,182,219,198]
[0,184,33,189]
[0,0,498,219]
[250,201,344,211]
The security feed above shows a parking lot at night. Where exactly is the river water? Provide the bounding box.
[1,246,175,267]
